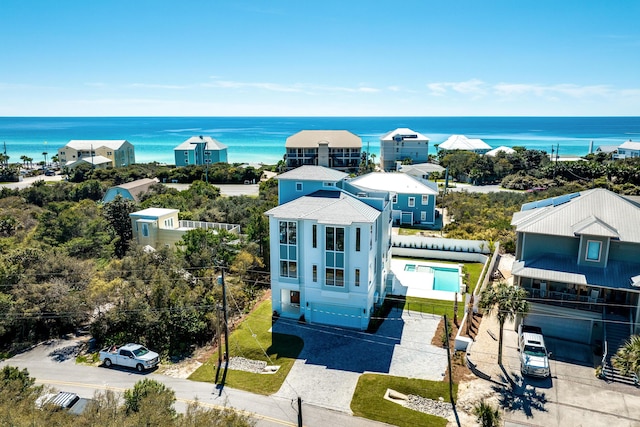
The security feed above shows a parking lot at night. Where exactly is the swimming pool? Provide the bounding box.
[403,263,461,293]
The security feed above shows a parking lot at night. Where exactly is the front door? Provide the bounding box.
[290,291,300,305]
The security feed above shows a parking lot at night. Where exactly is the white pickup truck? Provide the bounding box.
[518,324,551,378]
[99,343,160,372]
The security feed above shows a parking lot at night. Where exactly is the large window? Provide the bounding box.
[408,197,415,207]
[422,195,429,205]
[279,221,297,278]
[356,227,361,252]
[325,226,345,287]
[586,240,602,262]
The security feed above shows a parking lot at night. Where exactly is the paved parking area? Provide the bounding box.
[272,308,447,413]
[467,314,640,426]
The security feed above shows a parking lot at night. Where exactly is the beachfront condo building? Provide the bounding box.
[173,136,228,167]
[284,130,362,172]
[58,140,136,168]
[379,128,430,171]
[266,165,392,330]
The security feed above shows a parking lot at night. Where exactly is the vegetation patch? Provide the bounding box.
[351,373,455,427]
[189,299,303,395]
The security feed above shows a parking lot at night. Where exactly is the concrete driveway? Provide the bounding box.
[272,308,447,413]
[467,315,640,426]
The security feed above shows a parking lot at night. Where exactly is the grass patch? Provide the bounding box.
[189,299,304,395]
[351,373,455,427]
[76,352,100,364]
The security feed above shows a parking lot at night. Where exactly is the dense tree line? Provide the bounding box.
[438,148,640,194]
[0,176,276,356]
[0,366,252,426]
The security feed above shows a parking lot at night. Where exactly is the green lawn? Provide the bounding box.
[188,299,304,395]
[351,374,456,427]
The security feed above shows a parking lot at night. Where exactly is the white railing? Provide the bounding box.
[179,220,241,234]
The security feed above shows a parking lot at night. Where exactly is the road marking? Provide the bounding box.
[35,379,296,427]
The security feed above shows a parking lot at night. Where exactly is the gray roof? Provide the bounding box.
[512,188,640,243]
[512,256,640,290]
[277,165,348,182]
[174,136,227,151]
[265,190,380,225]
[349,172,438,195]
[285,130,362,148]
[399,163,445,174]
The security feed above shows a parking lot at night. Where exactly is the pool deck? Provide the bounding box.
[390,259,463,302]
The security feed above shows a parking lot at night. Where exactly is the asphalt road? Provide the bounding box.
[0,338,388,427]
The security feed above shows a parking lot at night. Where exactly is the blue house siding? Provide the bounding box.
[174,149,195,167]
[393,194,436,225]
[520,233,579,260]
[278,180,337,204]
[609,241,640,263]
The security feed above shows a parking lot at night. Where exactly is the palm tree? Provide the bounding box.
[479,281,529,364]
[20,155,28,167]
[612,335,640,380]
[473,400,501,427]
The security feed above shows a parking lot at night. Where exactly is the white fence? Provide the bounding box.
[179,220,241,235]
[391,235,490,263]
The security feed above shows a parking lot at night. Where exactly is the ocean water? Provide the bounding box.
[1,117,639,166]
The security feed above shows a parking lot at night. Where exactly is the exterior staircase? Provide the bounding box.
[601,312,638,386]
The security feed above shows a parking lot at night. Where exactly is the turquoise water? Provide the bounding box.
[403,263,461,292]
[432,267,461,293]
[1,116,639,166]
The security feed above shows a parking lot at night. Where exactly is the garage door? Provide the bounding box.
[524,303,599,344]
[309,303,364,329]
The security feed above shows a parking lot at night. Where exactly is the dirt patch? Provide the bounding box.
[430,313,483,384]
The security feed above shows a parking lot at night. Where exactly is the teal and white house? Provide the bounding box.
[349,172,439,227]
[174,136,228,167]
[511,188,640,346]
[266,166,393,330]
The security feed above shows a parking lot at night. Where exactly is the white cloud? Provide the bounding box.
[427,79,487,96]
[205,78,379,94]
[493,82,613,98]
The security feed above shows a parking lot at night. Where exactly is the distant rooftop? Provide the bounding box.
[439,135,491,151]
[174,136,227,150]
[349,172,438,195]
[380,128,429,142]
[65,140,130,150]
[285,130,362,148]
[277,165,348,182]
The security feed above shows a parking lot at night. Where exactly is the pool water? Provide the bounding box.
[432,267,461,292]
[403,263,461,293]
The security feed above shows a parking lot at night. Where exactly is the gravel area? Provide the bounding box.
[405,395,454,418]
[228,356,267,373]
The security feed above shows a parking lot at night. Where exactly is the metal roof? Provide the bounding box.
[66,140,130,150]
[348,172,438,195]
[380,128,430,142]
[486,146,515,156]
[265,190,381,225]
[512,256,640,291]
[438,135,491,151]
[130,208,178,218]
[512,188,640,243]
[276,165,348,182]
[285,130,362,148]
[174,136,228,150]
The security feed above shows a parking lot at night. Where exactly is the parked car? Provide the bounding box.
[518,324,551,378]
[36,391,92,415]
[44,169,56,176]
[99,343,160,372]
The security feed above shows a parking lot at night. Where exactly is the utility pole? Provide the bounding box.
[218,269,229,367]
[444,314,455,406]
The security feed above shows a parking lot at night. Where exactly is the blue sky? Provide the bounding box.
[1,1,639,116]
